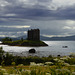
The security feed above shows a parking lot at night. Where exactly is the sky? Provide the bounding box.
[0,0,75,38]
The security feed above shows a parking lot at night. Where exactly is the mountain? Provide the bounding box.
[40,36,50,40]
[15,35,50,41]
[49,35,75,41]
[1,35,75,41]
[40,35,75,41]
[11,35,75,41]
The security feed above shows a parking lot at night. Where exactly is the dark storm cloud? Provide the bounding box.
[57,6,75,20]
[0,0,75,22]
[0,0,75,37]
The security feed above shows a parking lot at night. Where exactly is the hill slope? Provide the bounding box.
[16,35,75,41]
[1,35,75,41]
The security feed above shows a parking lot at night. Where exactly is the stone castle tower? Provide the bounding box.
[27,29,40,41]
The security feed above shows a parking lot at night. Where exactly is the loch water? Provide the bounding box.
[0,41,75,57]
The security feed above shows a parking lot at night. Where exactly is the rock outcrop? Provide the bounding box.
[29,48,36,53]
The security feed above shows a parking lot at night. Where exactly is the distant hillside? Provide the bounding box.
[0,37,4,41]
[49,35,75,41]
[1,35,75,41]
[40,36,50,40]
[11,35,75,41]
[18,35,75,41]
[14,35,50,41]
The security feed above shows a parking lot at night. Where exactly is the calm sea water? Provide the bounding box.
[0,41,75,57]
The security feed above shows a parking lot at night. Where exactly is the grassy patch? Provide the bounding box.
[0,63,75,75]
[2,40,48,46]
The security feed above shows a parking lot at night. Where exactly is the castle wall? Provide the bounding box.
[27,29,40,41]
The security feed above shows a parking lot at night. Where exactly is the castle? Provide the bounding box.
[27,29,40,41]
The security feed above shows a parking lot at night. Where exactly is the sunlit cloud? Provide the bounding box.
[0,25,30,28]
[66,20,75,25]
[16,31,27,34]
[0,31,27,37]
[63,26,72,30]
[63,26,75,30]
[0,0,10,7]
[0,34,17,38]
[52,0,75,8]
[4,14,16,16]
[42,34,71,38]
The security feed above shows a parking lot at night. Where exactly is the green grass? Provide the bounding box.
[0,61,75,75]
[0,47,75,75]
[0,54,75,75]
[2,40,48,46]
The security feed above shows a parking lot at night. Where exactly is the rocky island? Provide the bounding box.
[2,29,48,47]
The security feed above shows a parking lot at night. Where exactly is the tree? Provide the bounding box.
[0,47,4,65]
[2,37,12,42]
[0,47,4,57]
[21,38,23,41]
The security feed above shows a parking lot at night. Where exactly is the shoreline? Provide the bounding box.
[0,41,75,57]
[6,51,70,57]
[2,40,48,47]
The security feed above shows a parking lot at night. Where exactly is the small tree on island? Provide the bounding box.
[2,37,12,43]
[21,37,23,41]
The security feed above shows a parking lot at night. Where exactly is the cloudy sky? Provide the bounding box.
[0,0,75,38]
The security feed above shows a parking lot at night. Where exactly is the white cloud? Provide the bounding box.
[17,31,27,34]
[63,20,75,30]
[4,14,16,16]
[0,31,27,37]
[52,0,75,8]
[0,32,16,37]
[63,26,72,29]
[0,34,18,37]
[0,0,10,7]
[0,35,6,37]
[19,0,75,8]
[19,0,38,8]
[23,31,27,33]
[63,26,75,30]
[0,25,30,28]
[42,34,71,38]
[1,0,75,11]
[66,20,75,25]
[42,34,56,37]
